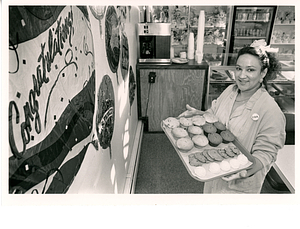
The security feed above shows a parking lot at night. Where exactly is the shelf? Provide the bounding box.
[269,80,294,84]
[190,25,226,29]
[235,36,266,39]
[209,80,294,84]
[235,20,269,23]
[210,80,235,83]
[274,23,295,26]
[270,43,295,46]
[236,6,271,10]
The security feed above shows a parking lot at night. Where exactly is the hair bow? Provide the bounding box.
[250,39,279,53]
[250,39,278,67]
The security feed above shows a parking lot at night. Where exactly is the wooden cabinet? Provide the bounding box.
[137,63,208,131]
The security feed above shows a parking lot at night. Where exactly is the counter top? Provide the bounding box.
[137,60,294,71]
[137,59,209,70]
[273,145,295,193]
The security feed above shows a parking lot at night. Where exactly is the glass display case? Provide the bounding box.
[168,5,233,65]
[270,5,295,63]
[227,6,277,65]
[205,65,236,109]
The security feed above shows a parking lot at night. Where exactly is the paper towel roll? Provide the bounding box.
[188,32,194,59]
[196,10,205,55]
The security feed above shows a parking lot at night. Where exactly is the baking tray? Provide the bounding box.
[161,120,256,182]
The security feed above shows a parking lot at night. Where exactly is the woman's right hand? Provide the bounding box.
[178,104,205,118]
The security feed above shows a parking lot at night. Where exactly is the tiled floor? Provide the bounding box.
[135,132,291,194]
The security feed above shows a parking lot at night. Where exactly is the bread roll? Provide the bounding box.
[202,123,217,136]
[172,127,188,139]
[176,138,194,152]
[192,135,209,148]
[188,125,203,137]
[163,117,180,128]
[192,115,206,126]
[179,117,193,129]
[207,133,222,147]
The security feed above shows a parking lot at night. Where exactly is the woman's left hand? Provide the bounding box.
[222,157,264,182]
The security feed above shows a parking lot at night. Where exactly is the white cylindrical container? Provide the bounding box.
[195,52,203,64]
[196,10,205,55]
[146,6,152,22]
[170,46,174,59]
[180,51,187,59]
[188,32,195,59]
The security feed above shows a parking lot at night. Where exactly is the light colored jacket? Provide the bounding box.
[204,84,286,193]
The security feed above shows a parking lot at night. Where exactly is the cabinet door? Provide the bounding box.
[140,69,205,131]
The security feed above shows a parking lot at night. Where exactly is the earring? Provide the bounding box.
[259,78,263,83]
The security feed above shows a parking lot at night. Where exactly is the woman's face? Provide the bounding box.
[235,54,267,92]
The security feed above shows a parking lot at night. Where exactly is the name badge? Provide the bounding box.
[251,113,259,121]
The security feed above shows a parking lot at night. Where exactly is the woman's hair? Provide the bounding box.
[237,46,281,90]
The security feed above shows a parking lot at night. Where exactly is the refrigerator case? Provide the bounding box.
[227,6,277,65]
[168,5,232,64]
[270,5,295,63]
[188,6,232,66]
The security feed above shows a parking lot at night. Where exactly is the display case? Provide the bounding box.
[270,5,295,63]
[205,65,295,133]
[205,65,236,109]
[227,6,277,65]
[168,5,233,65]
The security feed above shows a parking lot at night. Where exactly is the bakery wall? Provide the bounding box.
[8,5,139,194]
[67,6,140,194]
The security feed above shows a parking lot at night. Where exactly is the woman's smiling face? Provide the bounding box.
[235,54,267,92]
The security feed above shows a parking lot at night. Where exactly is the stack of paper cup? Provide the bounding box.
[188,32,195,60]
[196,10,205,63]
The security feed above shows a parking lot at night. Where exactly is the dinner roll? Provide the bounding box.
[172,127,188,139]
[176,138,194,152]
[163,117,180,128]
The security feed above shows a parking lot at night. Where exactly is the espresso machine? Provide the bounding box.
[137,23,171,63]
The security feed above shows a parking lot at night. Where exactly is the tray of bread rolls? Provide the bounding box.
[161,113,256,182]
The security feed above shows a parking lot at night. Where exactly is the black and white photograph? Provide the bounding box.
[1,0,299,228]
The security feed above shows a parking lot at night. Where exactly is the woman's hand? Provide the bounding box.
[178,104,205,118]
[222,157,264,182]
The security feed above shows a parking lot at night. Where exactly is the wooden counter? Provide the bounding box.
[137,60,209,131]
[137,59,209,69]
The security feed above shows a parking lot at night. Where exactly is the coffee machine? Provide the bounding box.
[137,23,171,63]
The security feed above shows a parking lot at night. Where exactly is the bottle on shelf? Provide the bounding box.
[256,29,261,37]
[253,11,257,20]
[265,9,270,22]
[245,28,249,36]
[248,12,253,20]
[241,27,245,36]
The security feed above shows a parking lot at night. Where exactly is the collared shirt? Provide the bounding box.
[204,84,286,193]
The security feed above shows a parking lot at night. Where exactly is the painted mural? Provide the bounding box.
[96,75,115,159]
[8,6,95,194]
[8,5,139,195]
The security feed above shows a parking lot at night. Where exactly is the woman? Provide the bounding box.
[181,40,286,193]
